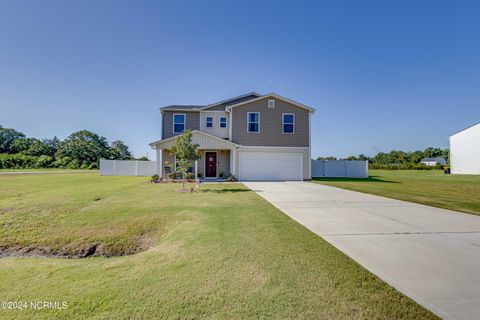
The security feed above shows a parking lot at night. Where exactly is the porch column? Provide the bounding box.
[194,160,198,179]
[156,148,162,177]
[232,148,238,177]
[229,149,233,176]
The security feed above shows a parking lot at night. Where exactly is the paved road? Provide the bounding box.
[243,181,480,320]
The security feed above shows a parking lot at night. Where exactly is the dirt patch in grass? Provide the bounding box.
[0,237,154,259]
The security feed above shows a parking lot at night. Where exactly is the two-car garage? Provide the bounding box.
[237,150,307,181]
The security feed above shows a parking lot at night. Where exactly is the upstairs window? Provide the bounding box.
[282,113,295,134]
[206,116,213,128]
[173,114,186,133]
[219,117,227,128]
[247,112,260,133]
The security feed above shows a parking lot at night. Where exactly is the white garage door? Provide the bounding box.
[238,152,303,181]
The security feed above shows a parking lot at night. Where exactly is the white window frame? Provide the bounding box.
[206,116,213,128]
[247,112,260,133]
[219,116,227,128]
[173,113,186,134]
[282,113,295,134]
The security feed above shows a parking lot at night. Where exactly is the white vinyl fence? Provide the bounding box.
[100,159,156,176]
[311,160,368,178]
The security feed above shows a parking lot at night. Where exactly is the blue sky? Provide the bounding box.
[1,0,479,159]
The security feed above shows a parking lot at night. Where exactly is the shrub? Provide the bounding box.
[226,175,237,182]
[36,155,53,168]
[0,153,38,169]
[151,174,159,182]
[52,156,73,168]
[185,172,195,180]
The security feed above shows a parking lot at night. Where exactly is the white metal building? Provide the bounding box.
[449,122,480,175]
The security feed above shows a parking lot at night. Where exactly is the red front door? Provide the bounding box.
[205,152,217,178]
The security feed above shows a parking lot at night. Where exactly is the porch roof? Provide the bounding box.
[149,130,239,150]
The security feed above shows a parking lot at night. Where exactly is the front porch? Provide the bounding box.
[160,148,232,180]
[150,130,239,180]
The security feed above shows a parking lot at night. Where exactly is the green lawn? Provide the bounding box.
[313,170,480,215]
[0,173,436,319]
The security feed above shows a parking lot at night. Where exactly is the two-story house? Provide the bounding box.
[149,92,315,181]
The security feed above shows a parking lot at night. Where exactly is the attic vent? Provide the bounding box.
[268,99,275,109]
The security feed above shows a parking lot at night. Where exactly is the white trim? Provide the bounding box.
[282,113,295,134]
[300,153,304,180]
[226,93,315,113]
[206,116,213,128]
[204,150,219,178]
[229,111,233,140]
[219,116,227,128]
[247,112,260,133]
[172,113,186,134]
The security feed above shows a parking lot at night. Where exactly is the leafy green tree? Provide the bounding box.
[168,130,201,190]
[24,139,52,156]
[109,140,133,160]
[11,138,36,154]
[56,130,110,168]
[367,147,449,169]
[136,156,150,161]
[43,137,60,156]
[0,126,26,153]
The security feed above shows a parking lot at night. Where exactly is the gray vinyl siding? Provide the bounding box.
[231,97,309,147]
[162,111,200,139]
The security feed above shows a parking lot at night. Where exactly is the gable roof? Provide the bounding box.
[160,92,261,112]
[160,105,205,112]
[149,130,239,150]
[201,92,261,110]
[225,93,315,112]
[449,122,480,137]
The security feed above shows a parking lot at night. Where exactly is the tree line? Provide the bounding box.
[0,125,141,169]
[317,147,449,170]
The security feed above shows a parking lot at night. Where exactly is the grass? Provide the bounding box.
[0,172,437,319]
[313,170,480,215]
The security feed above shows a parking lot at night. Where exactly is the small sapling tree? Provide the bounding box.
[168,130,201,191]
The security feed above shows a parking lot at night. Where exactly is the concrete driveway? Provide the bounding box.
[243,181,480,320]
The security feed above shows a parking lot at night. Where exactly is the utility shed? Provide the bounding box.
[449,122,480,174]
